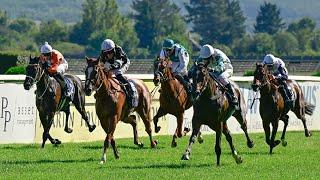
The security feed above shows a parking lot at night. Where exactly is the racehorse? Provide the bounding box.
[153,57,198,147]
[181,63,246,166]
[251,63,315,154]
[23,56,96,148]
[84,57,157,164]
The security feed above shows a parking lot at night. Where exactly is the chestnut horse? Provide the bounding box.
[181,63,243,165]
[23,56,96,148]
[251,63,315,154]
[153,57,197,147]
[84,57,157,164]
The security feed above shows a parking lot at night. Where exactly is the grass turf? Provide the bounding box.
[1,131,320,179]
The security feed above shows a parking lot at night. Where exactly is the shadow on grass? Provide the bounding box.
[102,162,213,170]
[1,158,96,165]
[0,145,39,150]
[82,144,164,150]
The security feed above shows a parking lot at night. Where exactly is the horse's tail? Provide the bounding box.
[304,101,315,116]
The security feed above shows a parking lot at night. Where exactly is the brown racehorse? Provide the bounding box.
[153,57,196,147]
[181,63,243,166]
[23,56,96,148]
[251,63,315,154]
[84,57,157,164]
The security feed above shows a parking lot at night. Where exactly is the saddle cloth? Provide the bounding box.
[128,79,139,108]
[64,76,75,101]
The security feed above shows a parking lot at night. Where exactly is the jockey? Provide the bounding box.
[40,42,70,98]
[159,38,191,93]
[196,44,238,106]
[98,39,133,106]
[262,54,293,108]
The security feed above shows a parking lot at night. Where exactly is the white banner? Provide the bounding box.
[0,84,36,144]
[168,82,320,135]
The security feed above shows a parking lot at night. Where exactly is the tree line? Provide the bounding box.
[1,0,320,59]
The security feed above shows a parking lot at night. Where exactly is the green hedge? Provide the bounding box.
[5,66,26,74]
[243,70,254,76]
[312,71,320,76]
[0,51,32,74]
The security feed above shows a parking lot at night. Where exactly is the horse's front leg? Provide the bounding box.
[215,129,222,166]
[181,117,201,160]
[153,107,167,133]
[270,120,281,154]
[64,107,73,133]
[233,110,254,148]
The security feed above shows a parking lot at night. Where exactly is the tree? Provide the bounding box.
[287,17,316,51]
[9,18,37,34]
[0,10,8,27]
[35,20,68,44]
[273,32,298,56]
[185,0,246,45]
[132,0,190,55]
[250,33,275,57]
[69,0,104,45]
[254,2,285,35]
[85,0,139,57]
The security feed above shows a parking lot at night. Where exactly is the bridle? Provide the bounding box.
[154,58,174,83]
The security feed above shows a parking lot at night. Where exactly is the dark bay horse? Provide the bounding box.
[153,58,197,147]
[181,63,246,166]
[23,56,96,148]
[84,57,157,164]
[252,63,315,154]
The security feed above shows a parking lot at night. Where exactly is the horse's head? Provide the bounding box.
[153,57,172,86]
[192,62,210,99]
[23,55,42,90]
[251,62,266,91]
[84,57,101,96]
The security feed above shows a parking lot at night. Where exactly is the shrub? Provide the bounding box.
[5,66,26,74]
[312,71,320,76]
[243,70,254,76]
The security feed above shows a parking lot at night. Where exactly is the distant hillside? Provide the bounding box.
[1,0,320,29]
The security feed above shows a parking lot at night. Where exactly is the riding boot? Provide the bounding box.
[53,73,70,98]
[116,74,133,107]
[225,83,238,107]
[175,74,192,94]
[280,81,294,109]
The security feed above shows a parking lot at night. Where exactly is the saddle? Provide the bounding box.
[119,78,139,109]
[57,76,75,110]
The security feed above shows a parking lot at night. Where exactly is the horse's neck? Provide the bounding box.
[36,72,48,91]
[260,79,280,102]
[206,77,219,96]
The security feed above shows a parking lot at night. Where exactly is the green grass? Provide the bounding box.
[1,132,320,179]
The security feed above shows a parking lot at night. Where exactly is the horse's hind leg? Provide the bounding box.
[73,94,96,132]
[280,115,289,146]
[153,107,167,133]
[222,123,242,164]
[262,121,271,146]
[139,111,157,148]
[110,138,119,159]
[294,109,311,137]
[122,115,144,148]
[64,107,73,133]
[233,110,254,148]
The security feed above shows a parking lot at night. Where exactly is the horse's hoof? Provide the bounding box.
[281,140,287,147]
[155,126,161,133]
[197,136,204,144]
[151,140,157,148]
[274,140,281,147]
[235,156,243,164]
[64,128,73,134]
[55,139,61,145]
[115,155,120,159]
[89,125,96,132]
[247,141,254,148]
[306,131,312,137]
[138,142,144,148]
[171,141,177,148]
[181,153,190,160]
[183,127,190,134]
[99,161,105,164]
